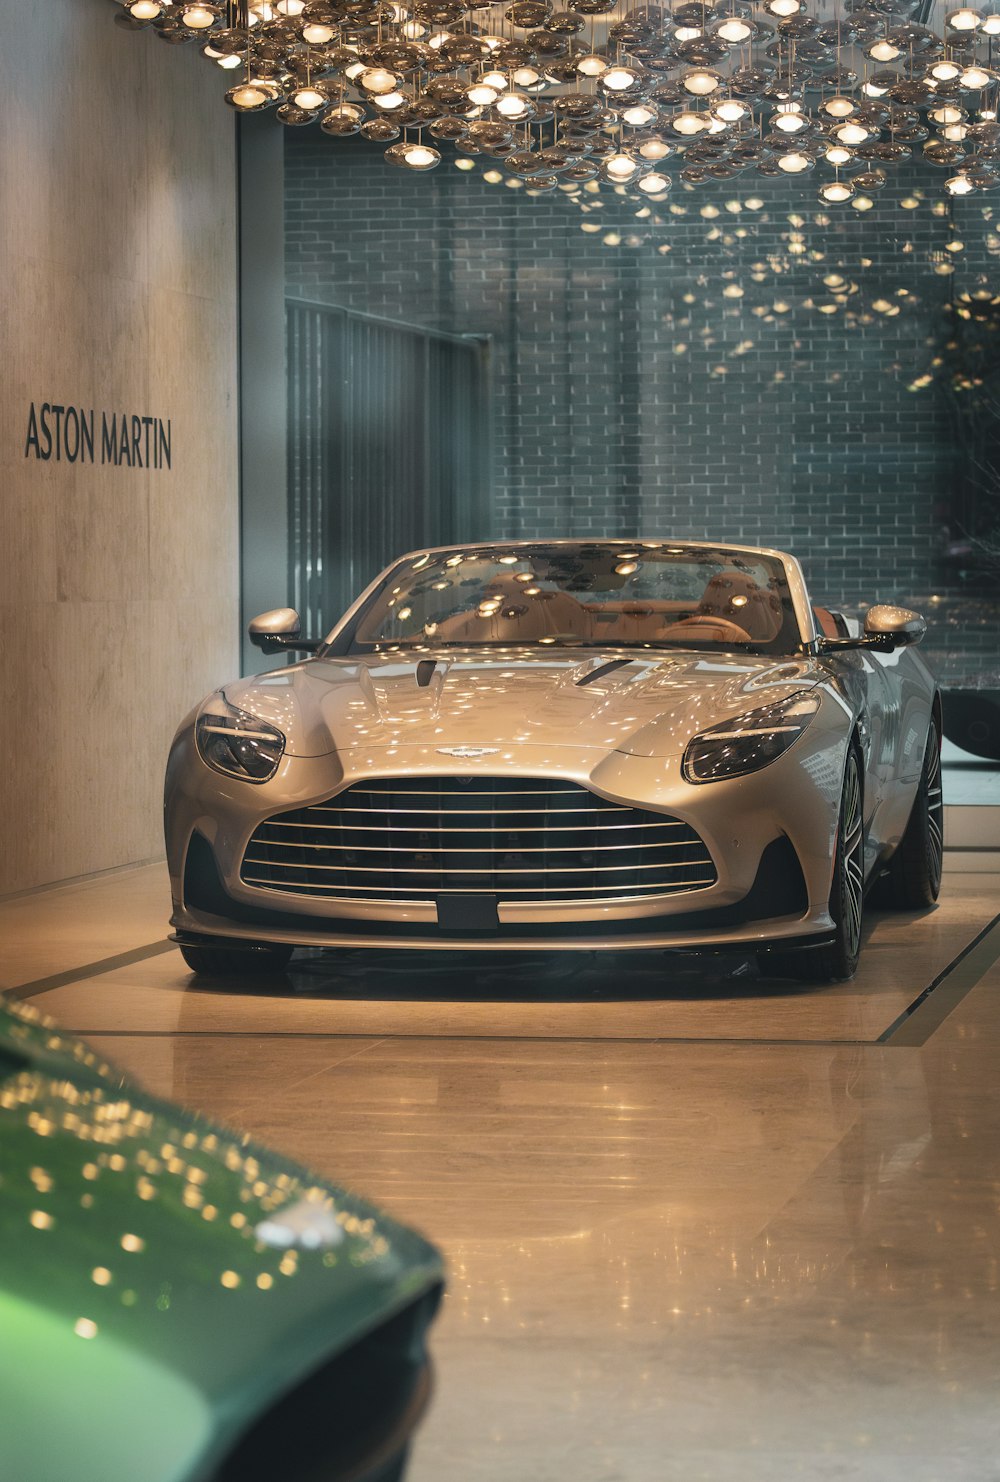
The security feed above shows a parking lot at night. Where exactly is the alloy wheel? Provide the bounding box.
[925,733,944,895]
[842,752,865,961]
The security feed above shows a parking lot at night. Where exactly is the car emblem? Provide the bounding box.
[436,747,501,758]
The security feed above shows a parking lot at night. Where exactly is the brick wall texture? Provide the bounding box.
[284,132,1000,682]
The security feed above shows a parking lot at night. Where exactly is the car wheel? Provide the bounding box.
[760,745,865,984]
[179,943,294,978]
[875,719,944,910]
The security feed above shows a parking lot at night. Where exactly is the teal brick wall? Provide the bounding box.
[284,132,1000,683]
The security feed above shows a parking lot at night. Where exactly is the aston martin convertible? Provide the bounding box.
[165,540,943,983]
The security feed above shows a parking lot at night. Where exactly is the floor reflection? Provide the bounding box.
[221,945,823,1005]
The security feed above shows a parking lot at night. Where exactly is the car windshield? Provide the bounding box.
[339,542,802,656]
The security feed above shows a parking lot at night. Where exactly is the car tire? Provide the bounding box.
[874,719,944,910]
[179,943,294,978]
[760,744,865,984]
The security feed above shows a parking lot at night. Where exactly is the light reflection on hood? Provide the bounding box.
[226,651,822,759]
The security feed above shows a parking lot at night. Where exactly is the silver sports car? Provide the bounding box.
[165,541,943,983]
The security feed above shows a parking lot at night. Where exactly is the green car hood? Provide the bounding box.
[0,996,443,1482]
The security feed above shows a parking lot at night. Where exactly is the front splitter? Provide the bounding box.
[171,914,833,955]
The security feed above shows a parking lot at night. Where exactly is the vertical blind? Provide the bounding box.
[287,300,490,637]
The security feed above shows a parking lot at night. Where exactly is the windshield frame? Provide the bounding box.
[321,540,816,658]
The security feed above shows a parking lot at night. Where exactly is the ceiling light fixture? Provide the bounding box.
[109,0,1000,204]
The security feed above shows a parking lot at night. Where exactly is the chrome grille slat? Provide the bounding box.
[240,875,716,898]
[242,855,715,874]
[340,784,589,796]
[240,776,718,905]
[245,837,704,855]
[306,805,631,816]
[260,816,679,831]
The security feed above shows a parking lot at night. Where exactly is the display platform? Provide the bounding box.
[10,870,999,1053]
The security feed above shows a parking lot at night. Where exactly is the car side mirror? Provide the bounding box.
[817,604,927,655]
[862,604,927,649]
[248,608,322,655]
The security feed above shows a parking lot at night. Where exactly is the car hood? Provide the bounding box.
[0,996,442,1482]
[226,649,824,759]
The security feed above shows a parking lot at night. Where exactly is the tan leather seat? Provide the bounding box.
[433,575,591,643]
[700,570,782,640]
[659,569,782,644]
[813,605,842,639]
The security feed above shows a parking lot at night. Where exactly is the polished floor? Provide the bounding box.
[3,858,1000,1481]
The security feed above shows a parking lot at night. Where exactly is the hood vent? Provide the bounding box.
[575,659,635,688]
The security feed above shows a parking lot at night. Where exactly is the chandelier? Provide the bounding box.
[111,0,1000,202]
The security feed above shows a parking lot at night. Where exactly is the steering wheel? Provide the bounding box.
[659,615,753,643]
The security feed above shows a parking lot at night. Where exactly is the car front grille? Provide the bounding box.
[240,777,717,905]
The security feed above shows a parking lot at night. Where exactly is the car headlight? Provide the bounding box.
[195,692,286,783]
[682,691,820,784]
